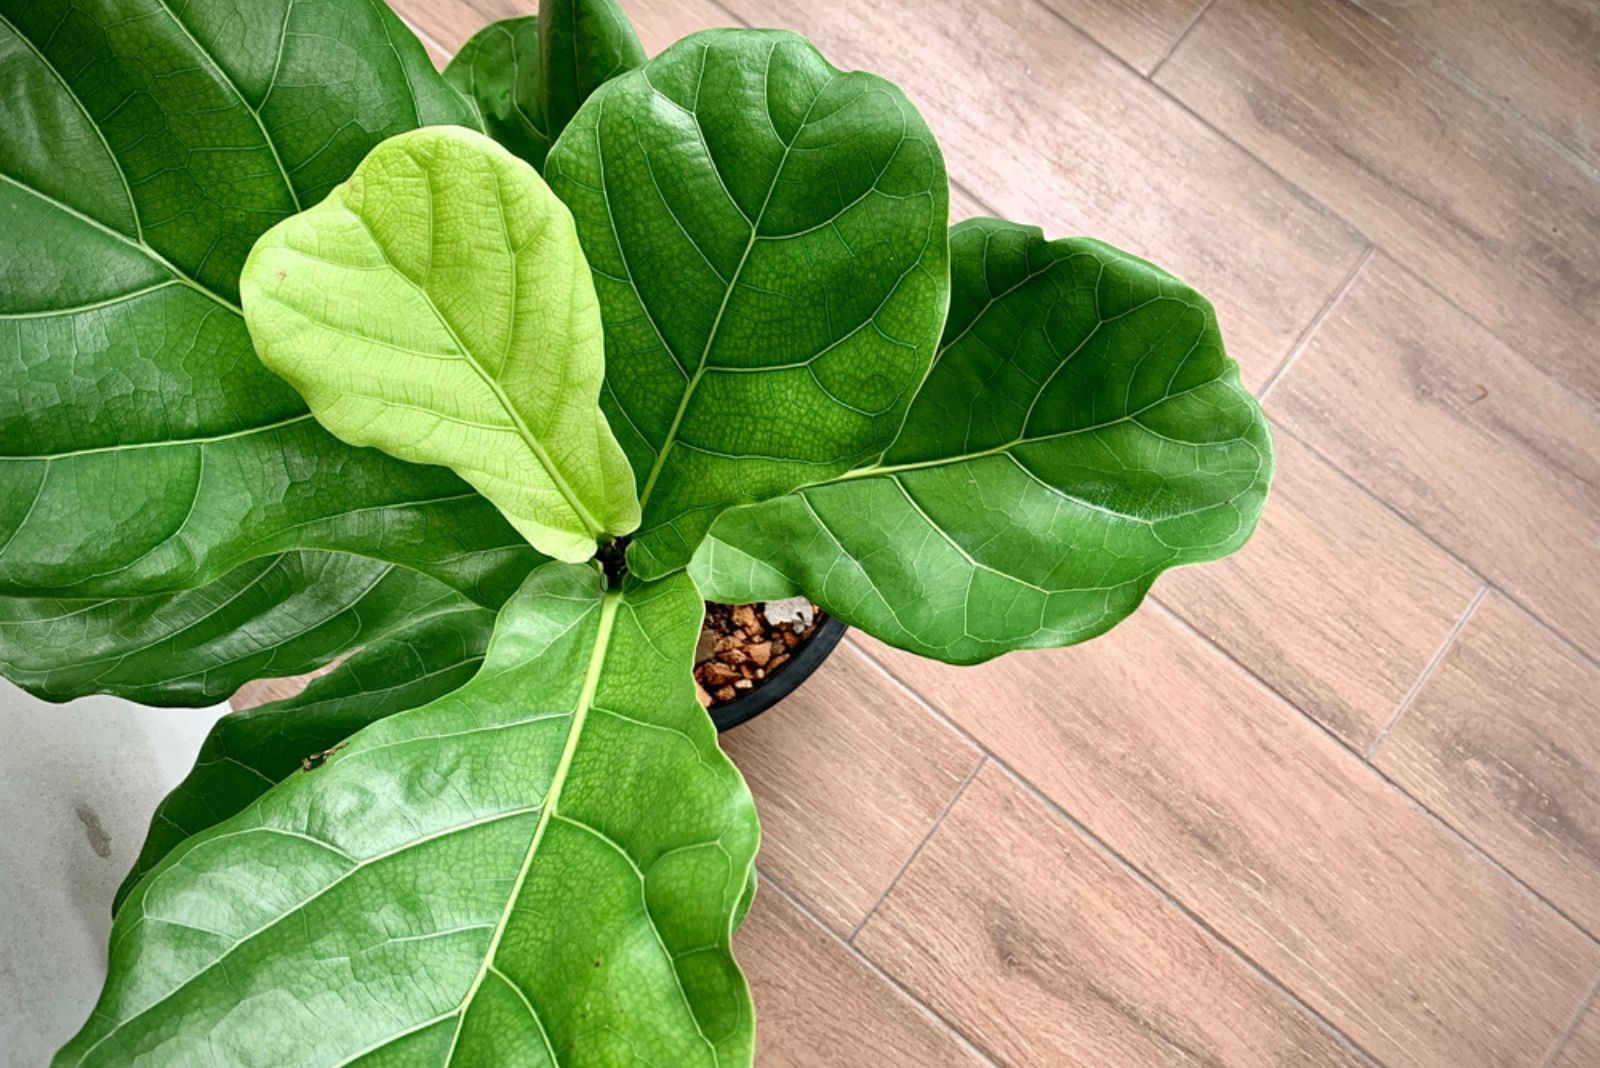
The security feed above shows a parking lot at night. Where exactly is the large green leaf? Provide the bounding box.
[242,126,639,564]
[691,219,1274,663]
[0,550,504,706]
[0,0,541,600]
[113,603,496,914]
[545,28,950,577]
[444,0,647,173]
[59,562,758,1067]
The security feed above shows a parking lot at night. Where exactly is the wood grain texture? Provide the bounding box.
[735,884,988,1067]
[1374,593,1600,938]
[1157,427,1481,751]
[1351,0,1600,169]
[716,0,1364,390]
[393,0,723,53]
[392,9,455,66]
[1550,996,1600,1068]
[1270,254,1600,665]
[856,613,1600,1068]
[856,764,1371,1068]
[1156,0,1600,404]
[720,644,982,936]
[1035,0,1208,73]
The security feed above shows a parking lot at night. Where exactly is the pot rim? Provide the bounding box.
[709,612,847,732]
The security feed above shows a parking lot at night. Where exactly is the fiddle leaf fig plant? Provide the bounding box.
[0,0,1272,1064]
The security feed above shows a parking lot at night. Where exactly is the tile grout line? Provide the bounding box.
[1267,415,1600,678]
[986,761,1390,1068]
[1024,0,1600,425]
[1152,594,1600,945]
[844,636,990,756]
[1026,0,1359,237]
[1257,244,1373,401]
[951,176,1001,219]
[846,754,988,944]
[756,870,1005,1068]
[1341,0,1600,185]
[844,636,1390,1068]
[1146,0,1217,80]
[1364,584,1488,760]
[1539,973,1600,1068]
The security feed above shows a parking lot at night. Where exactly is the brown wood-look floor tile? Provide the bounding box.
[1373,593,1600,937]
[393,0,722,53]
[855,764,1370,1068]
[388,0,512,49]
[856,614,1600,1068]
[1550,996,1600,1068]
[720,644,981,936]
[391,8,455,67]
[1157,426,1481,751]
[616,0,724,52]
[735,881,989,1067]
[717,0,1364,390]
[1156,0,1600,404]
[1034,0,1207,74]
[1270,254,1600,664]
[1351,0,1600,169]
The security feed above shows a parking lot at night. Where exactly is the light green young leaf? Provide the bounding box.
[691,219,1274,664]
[59,562,757,1067]
[0,0,534,602]
[113,603,496,914]
[0,551,508,707]
[243,126,640,564]
[444,0,647,172]
[546,28,950,577]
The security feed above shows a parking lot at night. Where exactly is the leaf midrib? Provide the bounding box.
[439,587,619,1062]
[825,376,1231,486]
[0,9,141,240]
[0,172,243,318]
[351,181,606,541]
[633,51,833,514]
[150,0,303,213]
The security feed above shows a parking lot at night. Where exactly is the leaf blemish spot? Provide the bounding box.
[300,742,346,772]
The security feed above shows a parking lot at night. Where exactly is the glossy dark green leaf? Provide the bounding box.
[691,218,1274,663]
[444,0,646,173]
[59,562,758,1067]
[0,0,539,601]
[242,125,640,563]
[545,28,950,577]
[113,603,496,915]
[0,550,511,706]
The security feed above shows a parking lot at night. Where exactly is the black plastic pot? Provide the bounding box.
[710,613,848,732]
